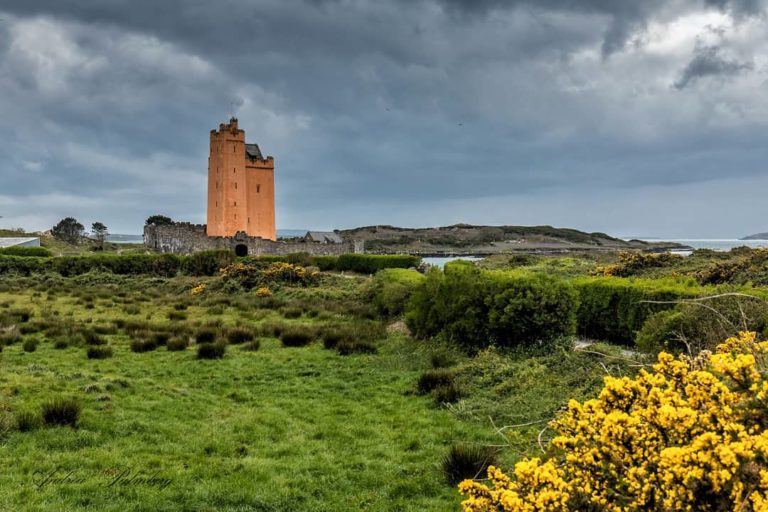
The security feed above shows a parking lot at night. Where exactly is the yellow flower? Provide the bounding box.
[459,332,768,511]
[255,287,272,297]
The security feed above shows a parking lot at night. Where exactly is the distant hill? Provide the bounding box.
[338,224,684,255]
[742,232,768,240]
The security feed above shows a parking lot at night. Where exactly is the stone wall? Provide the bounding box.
[143,223,355,256]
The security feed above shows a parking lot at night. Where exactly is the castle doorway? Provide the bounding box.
[235,244,248,257]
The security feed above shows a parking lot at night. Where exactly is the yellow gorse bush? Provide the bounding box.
[220,261,319,289]
[255,286,272,297]
[595,251,683,277]
[190,283,206,296]
[459,332,768,512]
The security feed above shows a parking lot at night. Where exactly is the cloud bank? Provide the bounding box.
[0,0,766,237]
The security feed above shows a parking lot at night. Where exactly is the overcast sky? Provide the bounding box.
[0,0,766,237]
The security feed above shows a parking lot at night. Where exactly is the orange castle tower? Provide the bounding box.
[206,118,276,240]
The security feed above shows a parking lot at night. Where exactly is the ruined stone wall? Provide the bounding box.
[144,223,354,256]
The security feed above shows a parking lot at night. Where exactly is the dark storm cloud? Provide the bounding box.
[0,0,767,236]
[674,45,754,89]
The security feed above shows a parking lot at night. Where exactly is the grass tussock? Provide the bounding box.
[441,443,499,486]
[41,398,82,428]
[226,327,255,344]
[86,346,113,359]
[280,327,317,347]
[15,410,41,432]
[241,339,261,351]
[195,328,219,345]
[416,369,456,395]
[130,338,159,353]
[166,337,189,351]
[197,342,226,359]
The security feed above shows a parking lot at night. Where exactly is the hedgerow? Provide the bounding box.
[0,250,228,277]
[0,246,51,257]
[334,253,420,273]
[571,276,705,344]
[0,251,419,278]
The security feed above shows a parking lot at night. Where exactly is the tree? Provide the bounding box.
[145,215,173,226]
[91,222,108,250]
[51,217,85,245]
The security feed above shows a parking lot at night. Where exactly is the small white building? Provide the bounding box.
[0,237,41,248]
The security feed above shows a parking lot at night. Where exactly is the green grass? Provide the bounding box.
[0,280,495,511]
[0,270,626,511]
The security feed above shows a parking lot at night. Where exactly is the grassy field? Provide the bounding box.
[0,267,631,511]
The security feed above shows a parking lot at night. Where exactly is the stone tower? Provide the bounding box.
[206,118,276,240]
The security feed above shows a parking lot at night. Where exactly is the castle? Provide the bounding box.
[144,118,354,256]
[207,118,276,240]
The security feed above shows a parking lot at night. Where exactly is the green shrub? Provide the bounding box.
[430,349,458,369]
[0,252,224,278]
[371,268,425,317]
[416,368,455,395]
[285,252,314,267]
[182,250,234,276]
[572,277,705,344]
[636,294,768,354]
[41,398,82,427]
[166,337,189,351]
[636,310,684,354]
[281,327,316,347]
[407,266,578,350]
[15,410,41,432]
[312,255,338,271]
[226,327,255,344]
[197,342,226,359]
[485,272,579,348]
[22,339,38,352]
[86,346,113,359]
[335,254,421,274]
[441,443,499,485]
[0,246,51,257]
